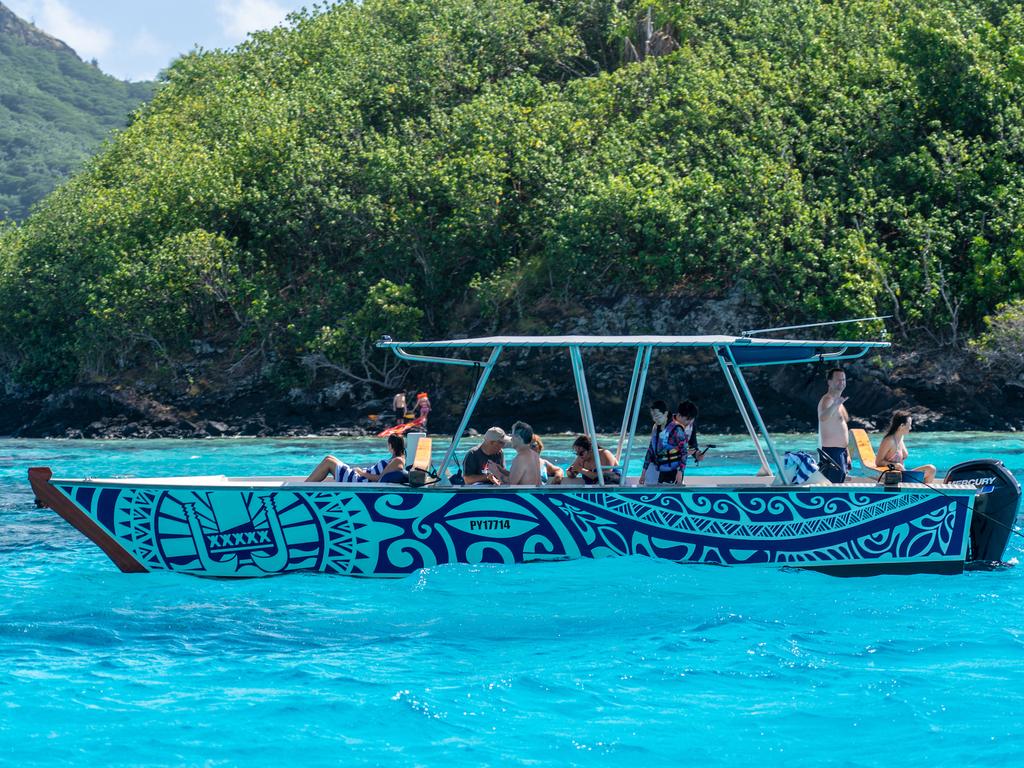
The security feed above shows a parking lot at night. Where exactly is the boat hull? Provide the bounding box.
[30,468,976,577]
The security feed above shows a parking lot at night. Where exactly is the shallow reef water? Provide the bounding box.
[1,434,1022,767]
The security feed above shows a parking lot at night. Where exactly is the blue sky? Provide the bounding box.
[5,0,315,81]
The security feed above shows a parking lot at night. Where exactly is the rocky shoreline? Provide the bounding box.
[3,293,1021,439]
[2,349,1021,439]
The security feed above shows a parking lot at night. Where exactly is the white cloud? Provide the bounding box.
[6,0,114,60]
[117,28,173,81]
[215,0,290,40]
[128,28,166,58]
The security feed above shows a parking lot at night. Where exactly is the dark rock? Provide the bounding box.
[4,290,1024,437]
[241,417,266,436]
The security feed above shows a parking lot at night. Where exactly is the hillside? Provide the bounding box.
[1,0,1023,436]
[0,2,153,219]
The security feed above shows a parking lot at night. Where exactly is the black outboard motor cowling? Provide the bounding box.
[945,460,1021,565]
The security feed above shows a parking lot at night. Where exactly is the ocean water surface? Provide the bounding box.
[1,433,1023,767]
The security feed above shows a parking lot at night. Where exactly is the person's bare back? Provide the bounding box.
[508,421,542,485]
[509,448,542,485]
[818,370,849,448]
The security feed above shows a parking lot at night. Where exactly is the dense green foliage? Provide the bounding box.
[972,299,1024,377]
[0,8,153,220]
[0,0,1022,395]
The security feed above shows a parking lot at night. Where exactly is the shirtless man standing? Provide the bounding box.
[508,421,542,486]
[818,368,851,483]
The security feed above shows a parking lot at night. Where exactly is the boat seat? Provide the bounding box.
[410,436,432,471]
[850,429,884,479]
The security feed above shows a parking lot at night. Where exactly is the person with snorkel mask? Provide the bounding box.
[639,400,701,485]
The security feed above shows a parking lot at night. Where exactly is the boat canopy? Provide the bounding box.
[378,334,886,367]
[377,333,889,485]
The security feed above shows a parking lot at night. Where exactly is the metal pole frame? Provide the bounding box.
[715,347,771,475]
[569,346,605,486]
[436,346,503,481]
[724,346,786,478]
[568,348,587,442]
[621,345,652,482]
[616,348,646,461]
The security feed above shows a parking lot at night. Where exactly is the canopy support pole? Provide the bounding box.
[437,346,503,481]
[616,348,646,461]
[715,348,771,475]
[725,347,786,478]
[620,345,652,481]
[569,346,605,486]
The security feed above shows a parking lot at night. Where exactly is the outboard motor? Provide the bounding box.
[945,460,1022,566]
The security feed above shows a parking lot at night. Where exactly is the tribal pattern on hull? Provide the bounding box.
[54,485,972,577]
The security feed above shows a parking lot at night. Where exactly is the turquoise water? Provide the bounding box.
[2,433,1023,767]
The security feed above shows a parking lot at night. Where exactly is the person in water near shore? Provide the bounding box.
[392,392,406,426]
[508,421,542,485]
[567,435,621,485]
[414,392,431,428]
[463,427,510,485]
[306,434,407,483]
[818,368,852,483]
[531,436,564,484]
[875,411,936,483]
[403,391,417,423]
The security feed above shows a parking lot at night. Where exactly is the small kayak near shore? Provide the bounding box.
[377,416,426,438]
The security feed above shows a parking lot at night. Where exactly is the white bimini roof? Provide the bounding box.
[377,334,888,367]
[377,334,888,349]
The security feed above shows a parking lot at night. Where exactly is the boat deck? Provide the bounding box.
[53,474,960,492]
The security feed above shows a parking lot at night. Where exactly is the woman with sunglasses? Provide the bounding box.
[566,435,622,485]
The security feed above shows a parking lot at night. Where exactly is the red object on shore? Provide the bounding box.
[377,416,425,437]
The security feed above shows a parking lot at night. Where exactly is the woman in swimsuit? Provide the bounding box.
[531,436,564,484]
[306,434,407,483]
[875,411,936,483]
[413,392,431,429]
[567,435,622,485]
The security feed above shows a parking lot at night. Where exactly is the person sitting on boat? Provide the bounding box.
[508,421,542,485]
[875,411,936,483]
[818,368,851,483]
[640,400,700,484]
[306,435,407,483]
[531,435,564,484]
[463,427,510,485]
[567,435,622,485]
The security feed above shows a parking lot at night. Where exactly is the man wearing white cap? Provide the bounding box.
[463,427,510,485]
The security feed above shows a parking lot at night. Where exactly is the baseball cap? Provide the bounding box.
[483,427,510,445]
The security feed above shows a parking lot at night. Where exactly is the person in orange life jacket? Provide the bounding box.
[640,400,700,485]
[413,392,431,428]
